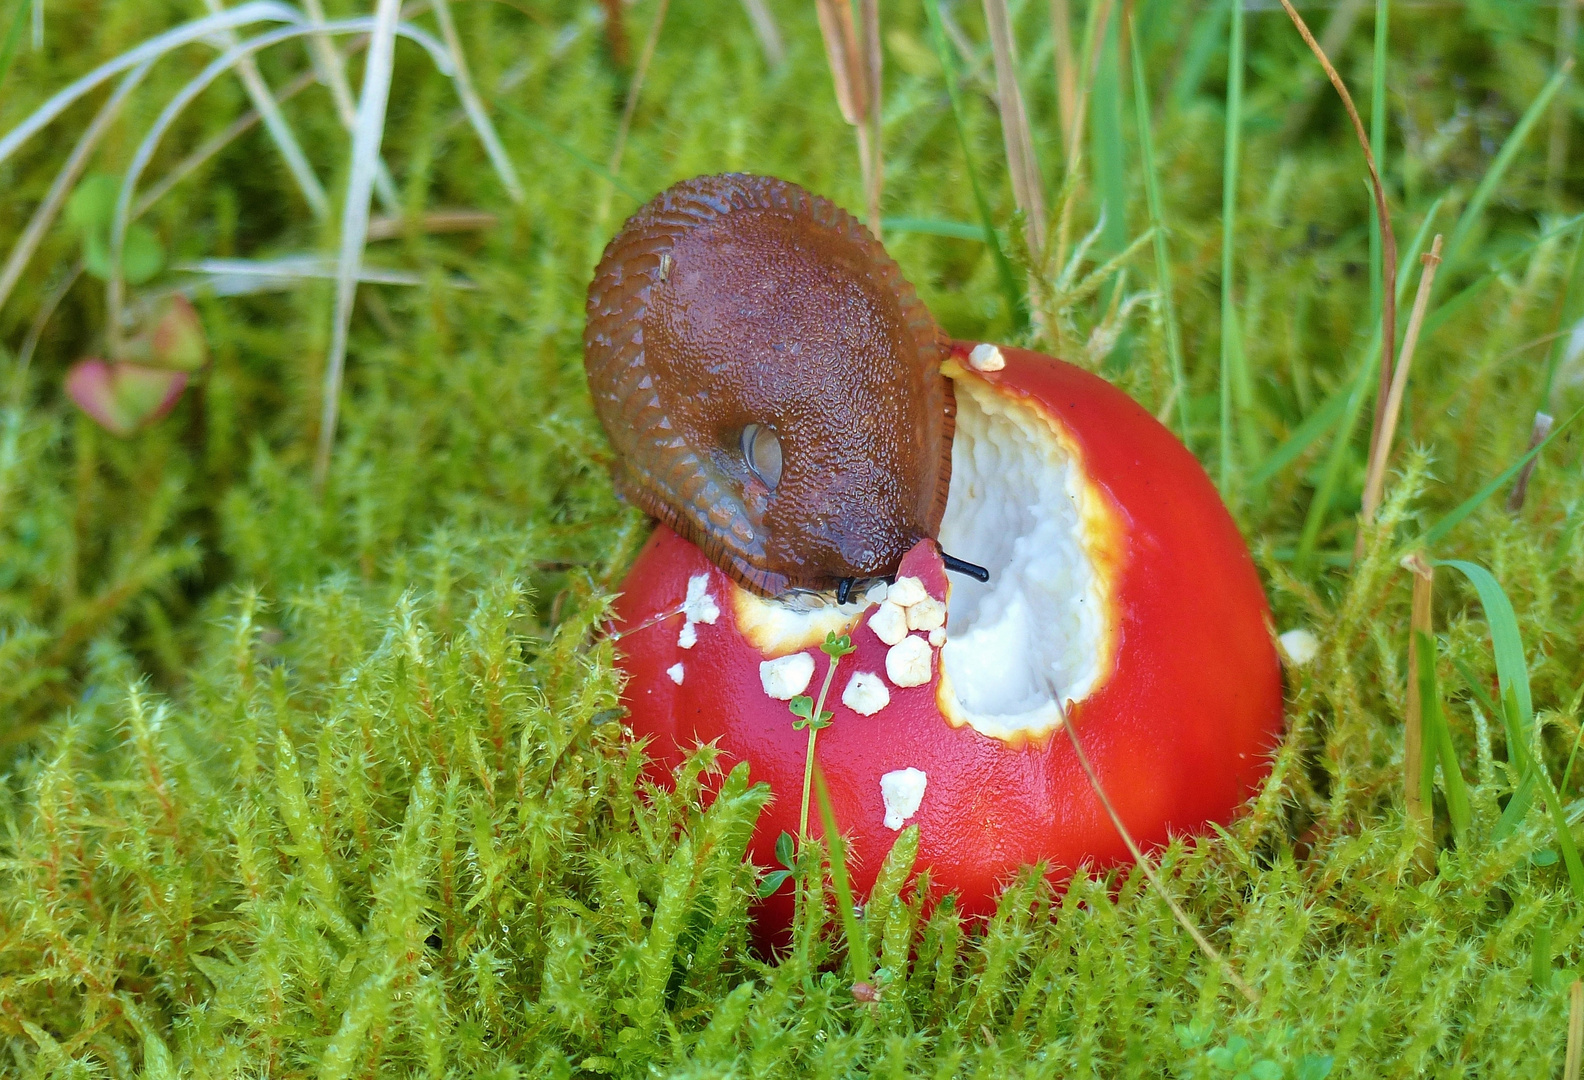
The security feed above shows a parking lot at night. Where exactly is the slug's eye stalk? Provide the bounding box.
[742,424,783,490]
[584,173,956,597]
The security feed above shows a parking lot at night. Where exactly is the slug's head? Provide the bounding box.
[584,173,955,597]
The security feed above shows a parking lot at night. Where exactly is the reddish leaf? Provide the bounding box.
[66,359,187,436]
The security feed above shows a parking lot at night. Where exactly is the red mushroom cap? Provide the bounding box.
[611,343,1283,921]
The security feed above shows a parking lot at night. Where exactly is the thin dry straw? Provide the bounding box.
[0,58,151,318]
[1277,0,1398,486]
[1549,0,1580,205]
[982,0,1046,255]
[737,0,784,67]
[1568,980,1584,1080]
[0,2,299,170]
[103,19,452,356]
[1049,0,1076,158]
[315,0,405,490]
[1051,0,1113,276]
[1400,551,1435,875]
[202,0,329,219]
[302,0,399,213]
[1055,699,1260,1008]
[815,0,882,232]
[1279,0,1367,143]
[9,261,82,407]
[600,0,671,224]
[1359,233,1443,536]
[133,53,330,218]
[430,0,524,205]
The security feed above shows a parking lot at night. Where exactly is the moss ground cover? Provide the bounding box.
[2,0,1584,1074]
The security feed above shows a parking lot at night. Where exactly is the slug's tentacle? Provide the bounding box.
[585,173,956,596]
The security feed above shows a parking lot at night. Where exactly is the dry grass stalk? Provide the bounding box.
[815,0,882,232]
[1359,233,1443,541]
[982,0,1046,255]
[1051,0,1113,278]
[1549,0,1580,204]
[201,0,329,219]
[737,0,785,67]
[598,0,629,68]
[0,61,148,319]
[1401,551,1434,875]
[1057,700,1260,1008]
[1279,0,1368,143]
[1568,980,1584,1080]
[365,209,497,241]
[303,0,399,213]
[600,0,672,224]
[1276,0,1398,484]
[1507,411,1557,513]
[1049,0,1076,156]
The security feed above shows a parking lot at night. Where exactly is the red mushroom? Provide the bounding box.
[609,341,1283,919]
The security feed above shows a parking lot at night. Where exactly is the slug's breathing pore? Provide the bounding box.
[584,173,957,597]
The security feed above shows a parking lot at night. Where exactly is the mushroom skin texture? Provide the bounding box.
[584,173,954,597]
[610,342,1283,922]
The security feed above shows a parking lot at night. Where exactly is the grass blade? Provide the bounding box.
[202,0,328,219]
[1249,385,1347,489]
[1416,403,1584,549]
[924,0,1025,330]
[1277,0,1397,519]
[1433,561,1532,740]
[599,0,670,226]
[202,0,329,218]
[0,0,28,91]
[1432,559,1584,881]
[882,217,991,242]
[0,58,150,317]
[0,1,300,170]
[1415,629,1471,844]
[1218,0,1244,490]
[1129,9,1188,444]
[1359,233,1442,536]
[315,0,404,490]
[432,0,525,205]
[813,765,872,986]
[1292,200,1442,569]
[1403,555,1434,871]
[499,102,643,199]
[982,0,1046,254]
[301,0,399,213]
[1050,0,1076,155]
[738,0,785,67]
[1441,62,1572,275]
[1366,0,1389,465]
[106,19,452,354]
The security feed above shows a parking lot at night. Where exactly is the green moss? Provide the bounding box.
[2,0,1584,1074]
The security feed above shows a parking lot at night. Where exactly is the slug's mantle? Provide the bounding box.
[610,343,1284,919]
[584,173,954,597]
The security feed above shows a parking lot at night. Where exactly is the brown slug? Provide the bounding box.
[584,173,956,598]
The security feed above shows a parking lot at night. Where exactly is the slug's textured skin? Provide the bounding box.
[585,173,955,596]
